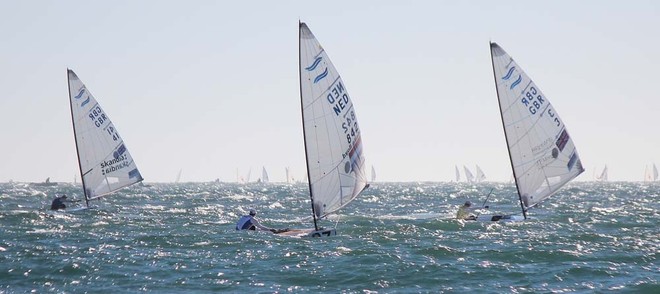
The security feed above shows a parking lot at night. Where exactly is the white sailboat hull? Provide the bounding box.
[277,228,337,237]
[475,214,525,222]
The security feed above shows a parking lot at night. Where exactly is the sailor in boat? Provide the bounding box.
[50,194,79,210]
[235,209,289,233]
[455,201,490,220]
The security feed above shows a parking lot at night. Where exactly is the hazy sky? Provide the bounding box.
[1,0,658,182]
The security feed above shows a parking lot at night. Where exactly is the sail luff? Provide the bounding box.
[489,43,527,219]
[299,21,319,231]
[68,69,90,207]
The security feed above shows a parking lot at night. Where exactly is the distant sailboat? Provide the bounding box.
[484,43,584,221]
[31,177,58,187]
[285,167,292,184]
[261,166,269,183]
[475,165,487,182]
[67,69,143,208]
[463,166,475,183]
[280,22,368,237]
[455,165,461,182]
[595,165,608,181]
[644,164,658,182]
[371,165,376,182]
[175,169,182,183]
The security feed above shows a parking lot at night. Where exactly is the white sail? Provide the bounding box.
[285,167,291,183]
[595,165,608,181]
[490,43,584,211]
[261,166,269,183]
[455,165,461,182]
[371,165,376,182]
[463,166,475,183]
[299,22,367,219]
[68,69,143,201]
[475,165,487,182]
[175,169,182,183]
[654,164,658,181]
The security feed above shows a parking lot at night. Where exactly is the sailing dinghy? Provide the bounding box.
[66,69,143,210]
[279,22,369,237]
[478,43,584,222]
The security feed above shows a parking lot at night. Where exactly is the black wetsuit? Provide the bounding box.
[50,197,66,210]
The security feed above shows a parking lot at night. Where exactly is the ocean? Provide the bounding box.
[1,182,657,293]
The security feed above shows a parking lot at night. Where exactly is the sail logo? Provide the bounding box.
[74,88,91,107]
[502,67,516,80]
[509,75,522,90]
[305,57,323,71]
[555,129,569,152]
[502,66,522,90]
[113,144,127,159]
[567,152,578,171]
[346,136,363,174]
[128,168,142,180]
[74,88,86,99]
[313,68,329,83]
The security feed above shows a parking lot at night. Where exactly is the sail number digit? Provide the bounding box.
[106,125,121,141]
[342,110,360,144]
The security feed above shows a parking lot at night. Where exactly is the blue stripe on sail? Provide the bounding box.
[128,168,141,179]
[74,89,85,99]
[510,75,522,90]
[313,68,329,83]
[80,96,91,107]
[305,57,323,71]
[115,144,127,158]
[567,152,578,171]
[502,67,516,80]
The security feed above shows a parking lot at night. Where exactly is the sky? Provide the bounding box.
[1,0,658,183]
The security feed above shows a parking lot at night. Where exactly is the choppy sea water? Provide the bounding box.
[0,182,657,293]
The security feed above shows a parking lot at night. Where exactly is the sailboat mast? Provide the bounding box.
[67,69,90,208]
[489,43,527,219]
[299,21,319,231]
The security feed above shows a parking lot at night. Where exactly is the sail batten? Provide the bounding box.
[68,69,143,203]
[490,43,584,212]
[299,22,367,222]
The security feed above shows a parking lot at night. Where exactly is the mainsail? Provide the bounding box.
[68,69,143,206]
[595,165,608,181]
[455,165,461,182]
[261,167,269,183]
[463,166,475,183]
[299,22,368,228]
[475,165,487,182]
[371,165,376,182]
[490,43,584,217]
[644,164,658,181]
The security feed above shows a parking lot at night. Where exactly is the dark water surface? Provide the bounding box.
[1,182,657,293]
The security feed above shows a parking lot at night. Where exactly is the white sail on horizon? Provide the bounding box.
[68,69,143,202]
[475,165,487,182]
[299,22,367,219]
[455,165,461,182]
[463,166,475,183]
[644,164,658,182]
[371,165,376,182]
[595,165,608,181]
[490,43,584,211]
[261,166,269,183]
